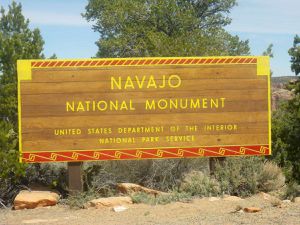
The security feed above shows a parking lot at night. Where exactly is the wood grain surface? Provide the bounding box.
[19,63,270,154]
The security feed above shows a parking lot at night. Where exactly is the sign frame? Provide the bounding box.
[17,56,271,163]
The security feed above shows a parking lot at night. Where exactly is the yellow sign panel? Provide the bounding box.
[17,56,271,163]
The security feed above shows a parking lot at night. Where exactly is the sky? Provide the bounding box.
[1,0,299,77]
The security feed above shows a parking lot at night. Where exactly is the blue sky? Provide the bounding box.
[1,0,299,76]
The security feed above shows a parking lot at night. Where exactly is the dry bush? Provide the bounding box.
[84,158,208,193]
[83,158,286,198]
[24,163,68,197]
[214,157,286,197]
[180,170,220,196]
[258,161,285,192]
[214,157,264,197]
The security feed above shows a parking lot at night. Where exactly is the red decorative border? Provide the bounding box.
[22,145,269,163]
[31,57,257,68]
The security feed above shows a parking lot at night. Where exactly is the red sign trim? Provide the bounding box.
[22,145,269,163]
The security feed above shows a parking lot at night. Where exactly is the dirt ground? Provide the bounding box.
[0,195,299,225]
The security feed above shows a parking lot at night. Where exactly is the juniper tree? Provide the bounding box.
[272,35,300,182]
[0,1,44,126]
[83,0,250,57]
[0,2,45,204]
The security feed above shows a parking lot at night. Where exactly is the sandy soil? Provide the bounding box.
[0,195,299,225]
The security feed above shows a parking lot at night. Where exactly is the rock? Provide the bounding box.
[14,190,60,210]
[243,207,262,213]
[208,197,220,202]
[272,88,293,110]
[112,205,128,212]
[258,192,282,206]
[282,199,291,203]
[117,183,165,196]
[223,196,243,201]
[293,197,300,203]
[88,196,132,209]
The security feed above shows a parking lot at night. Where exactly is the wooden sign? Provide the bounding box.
[17,56,271,163]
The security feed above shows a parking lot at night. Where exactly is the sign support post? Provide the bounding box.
[67,162,83,194]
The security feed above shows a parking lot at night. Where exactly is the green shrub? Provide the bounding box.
[284,182,300,200]
[179,170,220,196]
[0,121,26,207]
[258,161,285,192]
[0,121,25,181]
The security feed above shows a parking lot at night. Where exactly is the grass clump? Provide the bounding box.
[131,192,192,205]
[62,189,101,209]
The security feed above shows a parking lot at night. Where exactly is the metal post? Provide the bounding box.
[68,162,83,194]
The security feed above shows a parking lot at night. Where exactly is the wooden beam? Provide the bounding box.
[67,162,83,194]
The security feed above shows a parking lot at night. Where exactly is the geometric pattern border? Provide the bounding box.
[31,57,258,68]
[22,145,270,163]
